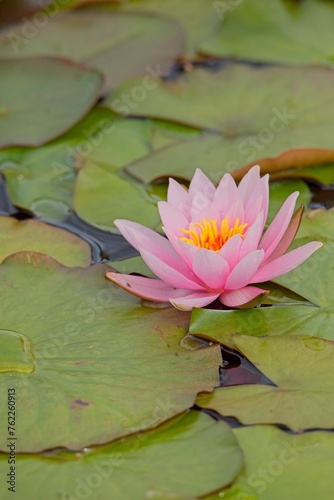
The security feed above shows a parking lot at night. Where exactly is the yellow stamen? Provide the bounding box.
[180,217,247,252]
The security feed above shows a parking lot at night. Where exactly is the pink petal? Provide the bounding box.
[213,173,240,216]
[219,285,268,308]
[140,248,204,290]
[115,219,192,278]
[192,249,230,291]
[259,192,299,260]
[225,249,265,290]
[219,234,243,269]
[190,196,216,222]
[189,168,216,200]
[222,198,245,226]
[239,210,265,260]
[158,201,189,238]
[167,178,191,220]
[238,166,269,224]
[105,272,189,301]
[163,227,198,269]
[251,241,323,283]
[244,194,264,227]
[265,206,304,263]
[170,291,220,311]
[238,165,261,202]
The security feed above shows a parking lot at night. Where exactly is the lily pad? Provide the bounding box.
[72,113,199,231]
[0,58,102,149]
[207,425,334,500]
[118,0,221,57]
[0,252,221,452]
[196,334,334,430]
[106,64,334,183]
[0,107,198,223]
[0,412,243,500]
[74,161,161,232]
[199,0,334,67]
[107,256,155,278]
[0,216,91,266]
[0,8,184,92]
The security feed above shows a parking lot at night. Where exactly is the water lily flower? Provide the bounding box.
[106,166,322,311]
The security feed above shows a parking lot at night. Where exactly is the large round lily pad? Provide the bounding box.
[0,252,221,452]
[0,412,243,500]
[72,112,198,231]
[0,216,91,266]
[207,425,334,500]
[0,8,184,92]
[200,0,334,67]
[106,64,334,182]
[0,107,198,224]
[0,58,102,148]
[196,334,334,430]
[119,0,221,57]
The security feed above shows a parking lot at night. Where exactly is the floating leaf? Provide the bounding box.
[206,425,334,500]
[0,412,243,499]
[0,216,91,266]
[196,334,334,430]
[0,8,184,92]
[200,0,334,67]
[0,108,197,222]
[118,0,221,57]
[0,252,221,452]
[0,58,102,149]
[72,113,198,231]
[74,161,161,232]
[106,64,334,183]
[107,256,155,278]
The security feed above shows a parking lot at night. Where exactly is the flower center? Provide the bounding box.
[179,217,248,252]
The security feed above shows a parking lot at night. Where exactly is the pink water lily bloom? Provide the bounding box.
[106,166,322,311]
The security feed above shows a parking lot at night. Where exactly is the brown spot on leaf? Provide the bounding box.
[70,399,90,410]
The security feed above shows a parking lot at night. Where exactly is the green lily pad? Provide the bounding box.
[251,162,334,185]
[0,107,112,220]
[72,113,198,232]
[0,8,184,92]
[0,58,102,149]
[74,161,161,232]
[196,334,334,430]
[106,64,334,183]
[267,180,311,223]
[199,0,334,67]
[0,412,243,500]
[118,0,221,57]
[0,252,221,452]
[0,107,198,222]
[0,216,91,266]
[107,256,156,278]
[207,425,334,500]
